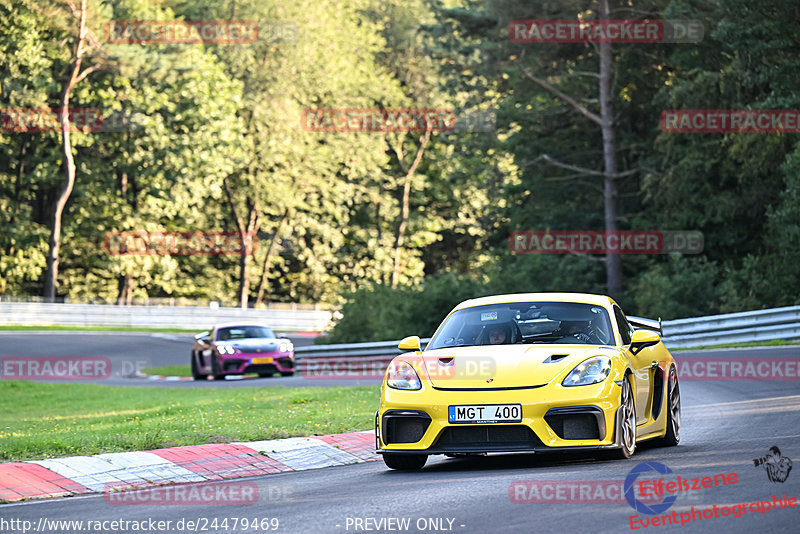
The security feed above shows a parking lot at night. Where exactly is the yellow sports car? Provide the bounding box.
[376,292,680,470]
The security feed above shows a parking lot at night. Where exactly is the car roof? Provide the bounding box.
[452,292,616,311]
[211,323,275,330]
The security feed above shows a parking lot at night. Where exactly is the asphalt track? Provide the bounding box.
[1,334,799,533]
[0,331,383,388]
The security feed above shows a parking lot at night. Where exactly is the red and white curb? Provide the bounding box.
[0,430,377,502]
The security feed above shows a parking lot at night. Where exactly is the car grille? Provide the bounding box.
[245,364,278,374]
[434,425,542,450]
[223,360,246,371]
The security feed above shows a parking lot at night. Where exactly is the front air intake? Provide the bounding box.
[382,411,431,444]
[545,406,605,440]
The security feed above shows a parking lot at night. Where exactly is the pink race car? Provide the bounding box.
[191,323,295,380]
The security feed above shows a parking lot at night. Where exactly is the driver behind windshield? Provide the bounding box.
[557,321,597,343]
[488,325,509,345]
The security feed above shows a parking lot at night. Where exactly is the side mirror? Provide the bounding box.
[398,335,421,352]
[629,330,661,355]
[194,331,210,343]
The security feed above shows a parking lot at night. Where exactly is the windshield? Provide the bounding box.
[215,326,276,341]
[426,302,615,350]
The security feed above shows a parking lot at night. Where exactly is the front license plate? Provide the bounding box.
[448,404,522,424]
[251,357,274,364]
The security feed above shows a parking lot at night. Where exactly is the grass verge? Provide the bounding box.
[0,381,376,462]
[142,365,193,377]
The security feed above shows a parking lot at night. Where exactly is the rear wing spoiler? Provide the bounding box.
[627,315,662,335]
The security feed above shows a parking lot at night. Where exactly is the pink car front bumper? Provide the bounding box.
[217,351,295,375]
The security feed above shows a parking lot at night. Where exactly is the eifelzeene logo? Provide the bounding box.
[754,446,792,483]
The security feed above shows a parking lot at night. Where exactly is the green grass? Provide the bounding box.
[673,338,800,351]
[142,365,193,377]
[0,381,377,462]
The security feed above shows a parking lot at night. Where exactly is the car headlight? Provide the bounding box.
[217,345,236,355]
[387,361,422,391]
[562,356,611,386]
[279,341,293,353]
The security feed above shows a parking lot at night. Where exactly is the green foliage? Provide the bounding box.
[326,273,486,343]
[1,0,798,332]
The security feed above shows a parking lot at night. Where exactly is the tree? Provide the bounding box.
[44,0,104,300]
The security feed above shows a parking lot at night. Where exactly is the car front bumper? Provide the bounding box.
[218,351,295,375]
[376,378,624,454]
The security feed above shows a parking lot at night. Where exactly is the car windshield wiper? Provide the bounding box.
[521,336,559,344]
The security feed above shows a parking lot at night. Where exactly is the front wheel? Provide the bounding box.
[191,352,208,380]
[653,366,680,447]
[211,356,225,380]
[382,453,427,471]
[603,376,636,460]
[280,371,294,377]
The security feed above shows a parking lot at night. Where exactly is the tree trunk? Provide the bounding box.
[598,0,622,298]
[44,0,97,300]
[116,273,133,305]
[255,209,288,306]
[517,2,624,298]
[239,246,251,308]
[391,129,431,289]
[45,76,80,301]
[223,175,259,309]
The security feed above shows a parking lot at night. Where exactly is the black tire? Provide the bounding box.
[653,366,681,447]
[191,352,208,380]
[603,376,637,460]
[211,355,225,380]
[280,371,294,377]
[382,453,428,471]
[258,372,274,378]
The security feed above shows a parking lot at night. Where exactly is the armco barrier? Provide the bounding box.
[295,306,800,365]
[0,302,332,332]
[661,306,800,348]
[295,339,430,375]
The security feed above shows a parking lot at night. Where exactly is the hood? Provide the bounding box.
[223,338,280,353]
[419,344,619,389]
